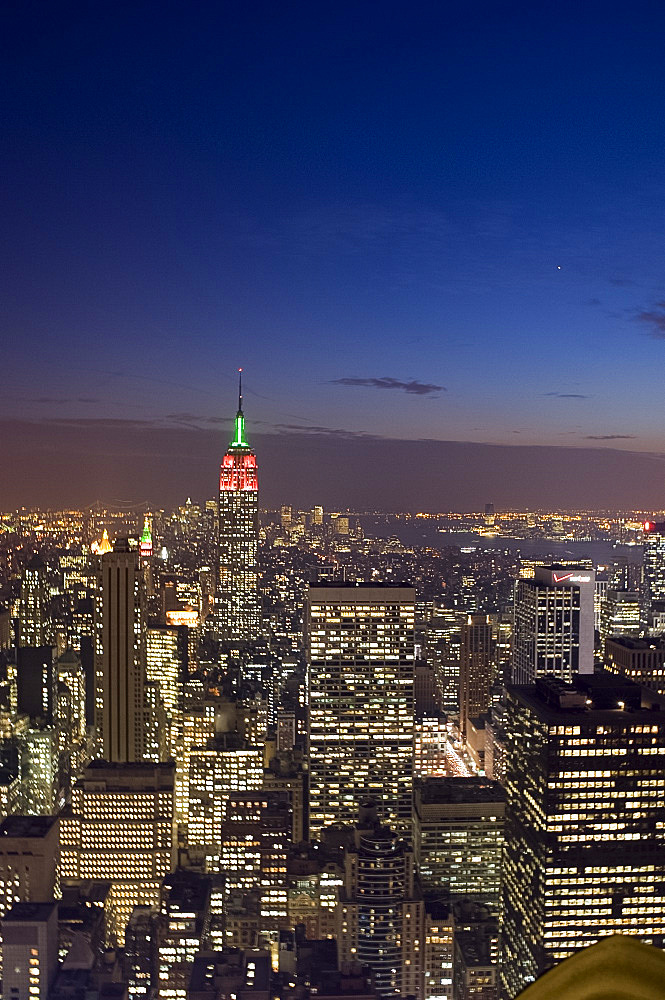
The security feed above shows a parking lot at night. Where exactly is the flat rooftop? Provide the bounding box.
[416,777,505,805]
[0,814,58,838]
[510,671,665,721]
[307,581,413,589]
[3,901,57,922]
[606,636,662,651]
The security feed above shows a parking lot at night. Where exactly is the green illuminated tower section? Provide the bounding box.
[215,371,261,644]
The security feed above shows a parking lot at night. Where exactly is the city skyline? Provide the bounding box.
[5,4,665,996]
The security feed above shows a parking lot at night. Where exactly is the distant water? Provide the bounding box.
[359,518,643,566]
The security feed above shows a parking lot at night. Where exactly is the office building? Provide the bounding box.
[0,605,11,650]
[146,623,187,719]
[60,761,174,946]
[18,555,48,648]
[55,647,88,771]
[15,645,56,724]
[174,697,217,825]
[0,814,59,979]
[187,735,263,864]
[459,615,494,739]
[221,791,291,940]
[501,673,665,998]
[599,589,641,643]
[424,611,466,714]
[414,715,448,779]
[187,949,271,1000]
[157,869,211,999]
[484,704,507,785]
[263,752,307,843]
[642,520,665,612]
[215,372,261,645]
[125,905,157,999]
[604,636,665,695]
[19,726,58,815]
[0,767,20,822]
[2,901,58,999]
[423,898,454,1000]
[0,815,59,921]
[96,539,147,763]
[512,565,595,684]
[413,778,504,911]
[453,907,498,1000]
[336,802,424,999]
[307,583,415,837]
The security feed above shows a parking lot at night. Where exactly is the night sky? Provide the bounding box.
[4,2,665,510]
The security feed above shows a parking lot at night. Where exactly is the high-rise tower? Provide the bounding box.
[215,371,260,644]
[512,565,595,684]
[306,582,415,837]
[501,674,665,997]
[96,538,147,762]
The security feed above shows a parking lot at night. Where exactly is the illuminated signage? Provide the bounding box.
[166,609,199,627]
[553,572,591,584]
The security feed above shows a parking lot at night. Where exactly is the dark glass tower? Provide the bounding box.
[215,371,260,644]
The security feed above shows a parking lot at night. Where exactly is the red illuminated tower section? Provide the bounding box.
[215,371,261,644]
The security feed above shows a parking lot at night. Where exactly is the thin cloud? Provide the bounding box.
[274,423,378,439]
[330,376,445,396]
[609,277,635,287]
[585,434,637,441]
[44,417,161,429]
[635,301,665,337]
[25,396,99,405]
[543,392,590,399]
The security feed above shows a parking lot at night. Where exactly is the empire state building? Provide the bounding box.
[215,371,261,644]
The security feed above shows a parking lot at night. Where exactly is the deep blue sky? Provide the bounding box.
[4,1,665,508]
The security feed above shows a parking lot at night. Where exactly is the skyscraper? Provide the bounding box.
[413,777,505,912]
[500,673,665,998]
[306,582,415,837]
[336,802,424,999]
[512,565,595,685]
[96,538,147,762]
[598,589,641,643]
[2,902,58,1000]
[642,519,665,613]
[60,761,175,946]
[18,555,48,647]
[215,371,261,645]
[459,615,495,739]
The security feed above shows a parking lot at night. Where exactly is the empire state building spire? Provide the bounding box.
[231,368,249,448]
[215,370,261,644]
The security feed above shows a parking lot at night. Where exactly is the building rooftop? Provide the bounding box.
[85,759,175,774]
[307,581,413,590]
[188,949,270,994]
[416,777,505,805]
[606,636,662,651]
[0,814,58,838]
[162,870,211,914]
[3,901,58,922]
[509,671,665,720]
[456,926,496,968]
